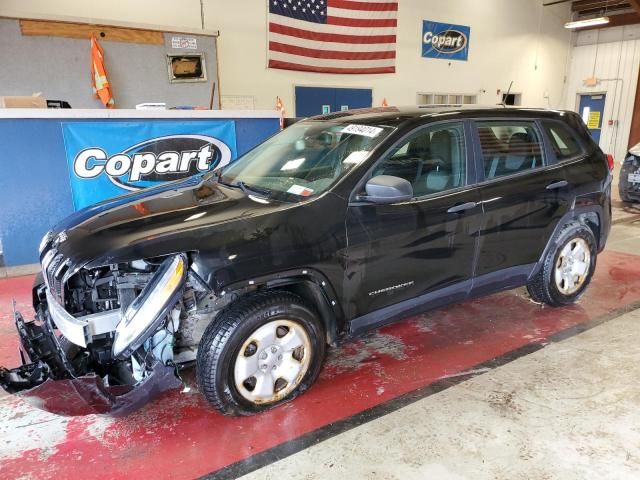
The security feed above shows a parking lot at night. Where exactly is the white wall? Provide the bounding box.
[207,0,572,112]
[1,0,572,114]
[566,26,640,163]
[0,0,204,30]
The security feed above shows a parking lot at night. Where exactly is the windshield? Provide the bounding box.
[219,121,393,201]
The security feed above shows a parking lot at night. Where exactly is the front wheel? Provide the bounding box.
[527,222,597,307]
[196,291,325,416]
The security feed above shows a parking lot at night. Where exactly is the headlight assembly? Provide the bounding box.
[112,254,187,359]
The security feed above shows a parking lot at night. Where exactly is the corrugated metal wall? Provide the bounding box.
[566,26,640,163]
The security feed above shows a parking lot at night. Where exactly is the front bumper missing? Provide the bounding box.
[0,309,180,417]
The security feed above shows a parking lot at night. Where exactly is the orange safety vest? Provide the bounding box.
[91,36,115,108]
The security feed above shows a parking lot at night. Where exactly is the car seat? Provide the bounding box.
[495,131,539,176]
[420,130,454,195]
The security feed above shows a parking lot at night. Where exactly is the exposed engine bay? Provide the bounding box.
[0,253,226,416]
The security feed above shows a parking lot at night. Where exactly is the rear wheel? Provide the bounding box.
[527,222,597,306]
[197,291,325,416]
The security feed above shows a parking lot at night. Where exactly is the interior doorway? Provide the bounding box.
[578,93,606,144]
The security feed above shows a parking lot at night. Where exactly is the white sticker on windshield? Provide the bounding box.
[342,124,383,138]
[287,185,314,197]
[343,150,369,165]
[281,158,305,171]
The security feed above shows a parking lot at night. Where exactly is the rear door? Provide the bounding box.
[472,119,572,285]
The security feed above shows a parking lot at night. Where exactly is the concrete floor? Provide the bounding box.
[241,309,640,480]
[0,196,639,479]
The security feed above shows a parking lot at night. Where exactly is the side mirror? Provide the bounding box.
[364,175,413,204]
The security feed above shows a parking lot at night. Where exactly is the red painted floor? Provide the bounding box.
[1,250,640,479]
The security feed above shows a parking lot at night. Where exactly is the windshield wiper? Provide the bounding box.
[221,180,272,199]
[238,181,272,198]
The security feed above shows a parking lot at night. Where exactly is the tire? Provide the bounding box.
[196,290,326,416]
[619,185,637,205]
[620,192,634,204]
[526,221,597,307]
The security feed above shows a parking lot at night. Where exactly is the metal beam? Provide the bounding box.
[627,0,640,14]
[573,11,640,29]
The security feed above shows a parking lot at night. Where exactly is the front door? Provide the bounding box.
[344,121,482,322]
[578,94,606,144]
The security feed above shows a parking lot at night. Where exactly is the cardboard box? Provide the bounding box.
[0,96,47,108]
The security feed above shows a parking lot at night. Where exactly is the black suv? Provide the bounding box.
[1,107,612,416]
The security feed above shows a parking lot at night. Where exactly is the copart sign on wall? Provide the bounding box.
[422,20,471,61]
[62,121,237,209]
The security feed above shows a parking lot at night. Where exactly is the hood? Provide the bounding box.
[43,175,291,269]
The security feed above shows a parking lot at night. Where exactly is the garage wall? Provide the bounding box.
[1,0,573,113]
[0,19,220,109]
[208,0,572,112]
[565,26,640,163]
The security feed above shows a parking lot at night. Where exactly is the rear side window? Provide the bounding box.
[542,122,583,161]
[477,122,545,180]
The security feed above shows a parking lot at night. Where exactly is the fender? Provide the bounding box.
[215,267,344,345]
[529,203,606,280]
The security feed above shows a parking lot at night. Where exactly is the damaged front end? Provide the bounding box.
[0,253,209,416]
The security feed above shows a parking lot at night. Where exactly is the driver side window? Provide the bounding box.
[372,123,466,197]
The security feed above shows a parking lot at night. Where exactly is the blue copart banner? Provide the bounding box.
[62,120,237,209]
[422,20,471,61]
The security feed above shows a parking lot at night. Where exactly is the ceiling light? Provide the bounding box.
[564,17,610,29]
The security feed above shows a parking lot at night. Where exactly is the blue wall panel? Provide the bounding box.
[334,88,372,111]
[295,86,372,117]
[0,116,279,266]
[0,120,74,266]
[235,118,279,155]
[295,86,337,117]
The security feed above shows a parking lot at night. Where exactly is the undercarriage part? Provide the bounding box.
[0,311,73,394]
[0,363,48,395]
[14,360,181,417]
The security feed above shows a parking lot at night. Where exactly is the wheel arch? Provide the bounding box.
[530,205,603,280]
[219,269,344,346]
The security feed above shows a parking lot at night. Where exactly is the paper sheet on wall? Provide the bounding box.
[171,36,198,49]
[587,111,601,129]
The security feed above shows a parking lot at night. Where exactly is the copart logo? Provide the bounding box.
[423,29,467,54]
[73,135,232,191]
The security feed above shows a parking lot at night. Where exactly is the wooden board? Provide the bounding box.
[19,19,164,45]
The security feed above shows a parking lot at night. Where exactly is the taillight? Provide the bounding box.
[606,154,614,171]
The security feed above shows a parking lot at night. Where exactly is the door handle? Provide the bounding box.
[546,180,569,190]
[447,201,477,214]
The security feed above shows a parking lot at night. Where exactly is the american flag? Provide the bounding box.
[268,0,398,74]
